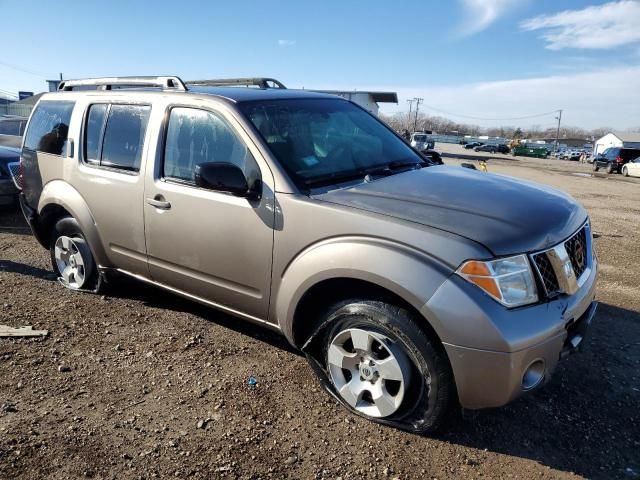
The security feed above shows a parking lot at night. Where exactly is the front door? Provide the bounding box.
[143,105,275,321]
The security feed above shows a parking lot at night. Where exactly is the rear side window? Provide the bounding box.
[605,149,618,159]
[23,101,74,155]
[83,104,151,172]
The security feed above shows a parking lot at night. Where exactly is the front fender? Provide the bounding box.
[275,236,453,346]
[38,180,110,268]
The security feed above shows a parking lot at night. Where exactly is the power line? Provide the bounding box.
[416,103,561,121]
[0,61,50,79]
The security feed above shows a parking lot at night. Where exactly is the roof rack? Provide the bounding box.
[58,76,187,92]
[186,77,286,89]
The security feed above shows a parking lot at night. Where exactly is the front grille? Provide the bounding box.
[565,227,588,278]
[533,253,560,294]
[531,223,590,297]
[7,162,22,190]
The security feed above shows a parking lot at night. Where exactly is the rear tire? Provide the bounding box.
[320,300,455,434]
[50,217,100,291]
[606,163,614,174]
[622,166,629,177]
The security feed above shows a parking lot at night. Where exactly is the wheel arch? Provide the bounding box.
[36,180,110,267]
[274,237,453,350]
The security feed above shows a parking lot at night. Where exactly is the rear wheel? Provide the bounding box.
[606,163,614,174]
[50,217,100,291]
[622,166,629,177]
[320,301,455,433]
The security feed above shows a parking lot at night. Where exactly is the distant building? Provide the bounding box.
[310,90,398,116]
[593,132,640,155]
[538,137,591,148]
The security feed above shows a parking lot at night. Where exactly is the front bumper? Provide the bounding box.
[423,255,598,409]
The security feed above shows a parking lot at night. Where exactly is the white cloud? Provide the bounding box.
[456,0,526,36]
[277,39,296,47]
[374,66,640,129]
[520,0,640,50]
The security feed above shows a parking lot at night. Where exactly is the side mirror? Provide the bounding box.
[195,162,260,200]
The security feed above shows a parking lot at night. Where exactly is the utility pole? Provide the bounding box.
[554,109,562,153]
[406,99,414,132]
[413,97,423,133]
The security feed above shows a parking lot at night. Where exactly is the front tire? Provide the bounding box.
[50,217,100,291]
[622,166,629,177]
[321,301,455,433]
[593,162,599,172]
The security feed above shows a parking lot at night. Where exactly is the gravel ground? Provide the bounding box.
[1,155,639,480]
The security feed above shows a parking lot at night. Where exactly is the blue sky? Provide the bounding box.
[2,0,639,129]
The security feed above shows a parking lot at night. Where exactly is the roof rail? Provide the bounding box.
[186,77,286,89]
[58,76,187,92]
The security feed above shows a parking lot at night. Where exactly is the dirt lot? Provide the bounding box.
[1,156,639,480]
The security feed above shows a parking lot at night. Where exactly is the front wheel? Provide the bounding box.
[622,166,629,177]
[50,217,100,291]
[321,301,455,433]
[593,162,599,172]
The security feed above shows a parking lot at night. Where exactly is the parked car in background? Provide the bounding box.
[622,157,640,178]
[568,150,581,161]
[474,144,509,154]
[16,76,598,433]
[0,144,20,206]
[593,147,640,174]
[464,142,482,149]
[0,116,28,136]
[0,116,28,148]
[409,132,434,152]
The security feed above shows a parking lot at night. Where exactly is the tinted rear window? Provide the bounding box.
[23,101,74,155]
[621,149,640,160]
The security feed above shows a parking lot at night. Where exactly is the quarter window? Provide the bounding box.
[23,101,74,155]
[163,107,259,185]
[84,104,108,164]
[83,104,151,172]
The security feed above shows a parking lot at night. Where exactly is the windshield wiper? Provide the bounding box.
[362,160,425,177]
[302,160,426,189]
[302,170,370,188]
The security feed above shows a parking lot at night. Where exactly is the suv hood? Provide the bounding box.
[313,166,587,256]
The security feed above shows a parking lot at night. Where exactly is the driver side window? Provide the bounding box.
[163,107,259,185]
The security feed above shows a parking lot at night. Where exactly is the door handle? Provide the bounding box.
[146,196,171,210]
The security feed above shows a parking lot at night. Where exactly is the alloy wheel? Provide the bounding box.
[327,328,411,418]
[54,236,88,289]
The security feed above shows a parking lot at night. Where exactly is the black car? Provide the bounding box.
[464,142,482,149]
[474,144,510,154]
[0,145,20,206]
[593,147,640,174]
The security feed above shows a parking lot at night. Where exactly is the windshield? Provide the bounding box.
[239,99,423,188]
[413,135,427,142]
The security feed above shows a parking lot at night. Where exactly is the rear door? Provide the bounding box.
[71,100,152,275]
[143,102,275,321]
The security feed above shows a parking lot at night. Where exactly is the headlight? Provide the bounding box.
[457,254,538,308]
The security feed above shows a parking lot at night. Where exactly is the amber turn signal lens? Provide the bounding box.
[459,260,491,276]
[466,276,501,299]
